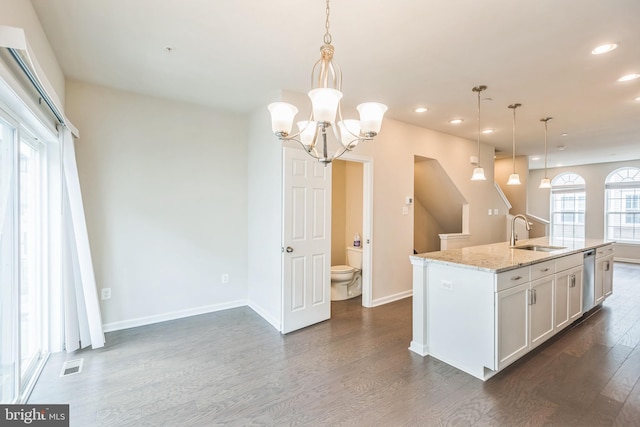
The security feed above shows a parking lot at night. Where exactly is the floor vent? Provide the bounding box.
[60,358,84,377]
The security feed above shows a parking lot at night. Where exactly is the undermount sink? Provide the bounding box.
[513,244,566,252]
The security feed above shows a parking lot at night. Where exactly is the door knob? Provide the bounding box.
[286,246,294,253]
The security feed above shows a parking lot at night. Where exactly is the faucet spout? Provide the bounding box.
[510,214,531,247]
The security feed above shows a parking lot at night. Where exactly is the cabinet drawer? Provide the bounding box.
[496,266,530,291]
[530,260,555,281]
[596,245,614,258]
[556,253,583,272]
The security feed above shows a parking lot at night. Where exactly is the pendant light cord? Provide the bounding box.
[541,117,552,178]
[508,103,522,173]
[472,85,487,165]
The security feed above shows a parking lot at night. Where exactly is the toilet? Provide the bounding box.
[330,246,363,301]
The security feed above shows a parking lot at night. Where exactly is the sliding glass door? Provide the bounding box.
[0,113,47,404]
[19,138,44,385]
[1,117,17,403]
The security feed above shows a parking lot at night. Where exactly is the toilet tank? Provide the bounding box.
[346,246,363,268]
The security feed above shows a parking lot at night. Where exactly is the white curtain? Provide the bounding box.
[61,127,105,351]
[1,25,104,351]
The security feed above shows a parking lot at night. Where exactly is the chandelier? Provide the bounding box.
[267,0,387,164]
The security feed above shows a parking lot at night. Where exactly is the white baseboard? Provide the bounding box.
[615,257,640,264]
[102,299,248,333]
[409,341,428,357]
[248,302,281,332]
[371,289,412,307]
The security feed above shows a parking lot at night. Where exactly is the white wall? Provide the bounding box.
[364,119,507,302]
[246,101,284,329]
[66,80,249,329]
[529,160,640,261]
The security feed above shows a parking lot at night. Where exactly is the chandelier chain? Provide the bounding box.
[324,0,332,45]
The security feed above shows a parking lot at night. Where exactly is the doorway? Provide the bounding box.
[331,154,373,307]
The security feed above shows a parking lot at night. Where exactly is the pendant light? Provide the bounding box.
[471,85,487,181]
[539,117,552,189]
[507,103,522,185]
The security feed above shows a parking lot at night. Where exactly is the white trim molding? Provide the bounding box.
[102,300,248,333]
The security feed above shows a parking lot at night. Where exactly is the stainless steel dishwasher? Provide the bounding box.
[583,249,596,311]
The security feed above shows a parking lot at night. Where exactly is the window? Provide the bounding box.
[606,167,640,243]
[550,173,586,243]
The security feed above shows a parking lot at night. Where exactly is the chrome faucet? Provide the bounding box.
[510,214,532,247]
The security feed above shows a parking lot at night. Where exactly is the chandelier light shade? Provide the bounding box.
[471,85,488,181]
[267,0,387,164]
[507,103,522,185]
[539,117,553,189]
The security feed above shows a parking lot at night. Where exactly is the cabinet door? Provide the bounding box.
[568,268,583,321]
[595,258,606,305]
[496,282,530,370]
[530,276,555,349]
[554,270,570,331]
[603,255,613,297]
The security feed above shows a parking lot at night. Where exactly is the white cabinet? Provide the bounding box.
[530,275,555,348]
[411,242,615,381]
[555,252,583,331]
[604,255,613,297]
[496,282,530,369]
[496,268,555,370]
[569,268,583,321]
[595,245,614,305]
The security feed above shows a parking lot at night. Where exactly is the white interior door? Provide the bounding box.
[281,147,331,334]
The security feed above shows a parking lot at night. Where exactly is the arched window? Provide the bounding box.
[550,173,585,242]
[605,167,640,243]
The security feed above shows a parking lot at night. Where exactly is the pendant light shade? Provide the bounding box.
[539,117,553,189]
[507,103,522,186]
[507,173,522,185]
[471,85,487,181]
[471,166,486,181]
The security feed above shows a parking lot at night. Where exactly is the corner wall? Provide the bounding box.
[66,80,249,330]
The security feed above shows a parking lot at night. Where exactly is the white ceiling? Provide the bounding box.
[31,0,640,169]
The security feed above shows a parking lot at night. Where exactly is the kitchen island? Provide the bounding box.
[409,237,614,380]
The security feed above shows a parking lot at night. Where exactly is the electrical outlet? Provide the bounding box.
[101,288,111,300]
[221,274,229,284]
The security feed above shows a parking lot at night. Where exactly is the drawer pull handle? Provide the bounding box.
[511,276,523,281]
[541,268,549,272]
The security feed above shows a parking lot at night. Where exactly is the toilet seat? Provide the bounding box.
[331,265,355,273]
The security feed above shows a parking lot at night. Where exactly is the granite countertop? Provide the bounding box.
[410,237,613,273]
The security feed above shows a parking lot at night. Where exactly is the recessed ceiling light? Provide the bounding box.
[591,43,618,55]
[617,73,640,82]
[557,145,566,151]
[561,133,568,137]
[414,107,428,113]
[481,129,494,134]
[449,118,463,124]
[634,96,640,102]
[530,156,541,161]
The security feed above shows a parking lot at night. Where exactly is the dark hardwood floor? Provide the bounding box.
[30,262,640,426]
